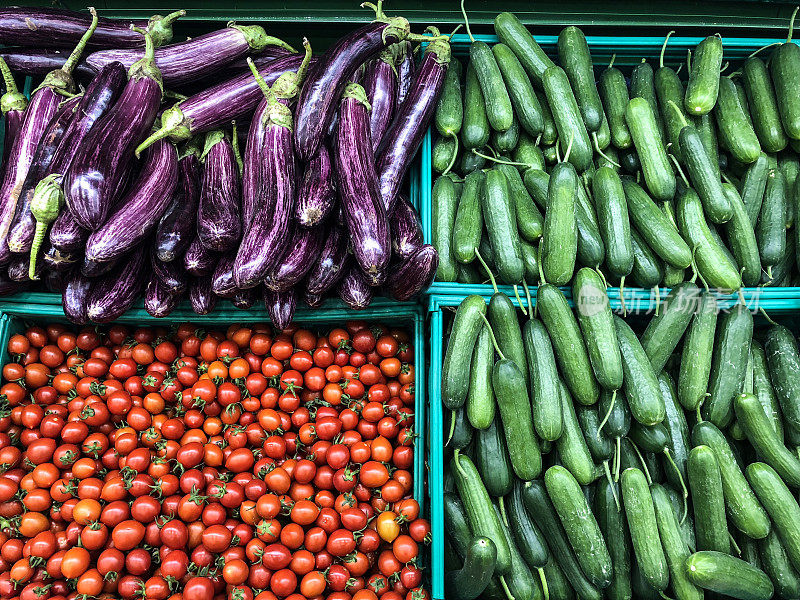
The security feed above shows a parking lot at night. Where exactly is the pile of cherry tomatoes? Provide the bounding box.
[0,319,429,600]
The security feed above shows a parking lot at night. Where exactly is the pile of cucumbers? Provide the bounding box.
[432,8,800,291]
[442,276,800,600]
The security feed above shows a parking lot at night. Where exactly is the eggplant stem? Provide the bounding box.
[478,312,505,361]
[28,224,46,280]
[231,121,243,175]
[460,0,475,42]
[63,7,98,75]
[246,57,275,102]
[660,31,675,69]
[0,57,19,96]
[296,38,313,84]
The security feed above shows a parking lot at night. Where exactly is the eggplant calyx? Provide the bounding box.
[231,24,297,53]
[341,82,372,112]
[180,136,204,161]
[129,28,163,90]
[29,174,66,280]
[423,36,451,64]
[0,57,28,114]
[265,101,293,131]
[147,10,186,48]
[381,17,411,44]
[200,130,226,161]
[272,38,313,102]
[136,106,190,156]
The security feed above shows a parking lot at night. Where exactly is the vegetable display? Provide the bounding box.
[0,319,428,600]
[443,282,800,600]
[0,4,445,326]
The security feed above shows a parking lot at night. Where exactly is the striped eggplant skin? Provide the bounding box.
[390,194,424,260]
[363,49,398,152]
[81,256,116,278]
[86,245,147,322]
[42,244,79,272]
[62,269,91,324]
[376,37,450,214]
[294,18,409,162]
[7,253,38,281]
[86,26,294,87]
[139,53,305,151]
[85,139,178,264]
[232,288,257,309]
[295,145,336,227]
[264,286,297,331]
[304,291,325,308]
[0,271,27,295]
[184,236,219,276]
[387,243,438,300]
[0,56,29,168]
[197,131,241,252]
[395,41,414,106]
[155,148,201,262]
[6,96,81,254]
[305,225,349,295]
[264,225,325,293]
[49,208,88,253]
[334,83,390,285]
[0,49,96,79]
[0,8,182,49]
[65,31,163,231]
[151,250,188,294]
[337,263,374,309]
[43,269,65,293]
[211,252,237,298]
[144,276,181,318]
[189,275,217,315]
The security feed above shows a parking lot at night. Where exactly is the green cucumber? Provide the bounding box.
[496,163,543,243]
[432,175,458,282]
[740,535,762,570]
[679,119,733,224]
[759,529,800,600]
[469,40,513,133]
[743,56,788,153]
[523,318,563,442]
[461,147,486,173]
[442,295,487,409]
[594,477,632,600]
[574,176,606,268]
[482,168,524,284]
[691,421,771,539]
[435,58,463,138]
[626,97,676,201]
[628,422,670,453]
[684,35,723,116]
[675,185,742,292]
[556,381,598,486]
[536,90,559,146]
[493,12,555,88]
[538,284,600,406]
[593,166,634,277]
[696,113,721,180]
[705,303,753,427]
[493,42,544,137]
[750,340,784,442]
[466,324,494,430]
[508,481,549,570]
[770,36,800,140]
[445,536,497,600]
[723,183,762,286]
[462,63,491,150]
[665,485,697,552]
[492,357,541,480]
[600,65,632,149]
[615,316,665,426]
[651,484,704,600]
[685,551,773,600]
[557,26,602,132]
[542,65,593,172]
[488,291,527,381]
[444,491,473,557]
[491,117,519,153]
[513,133,545,171]
[451,452,512,574]
[452,170,485,265]
[757,168,788,271]
[735,392,800,487]
[545,465,613,589]
[541,161,578,285]
[432,135,457,173]
[620,467,669,591]
[714,75,761,164]
[599,387,631,439]
[493,504,543,600]
[629,228,664,288]
[457,261,484,284]
[659,372,691,491]
[740,153,770,224]
[640,282,699,373]
[475,418,513,497]
[631,60,665,139]
[764,324,800,433]
[573,267,622,391]
[687,445,730,553]
[523,168,549,209]
[519,240,539,283]
[446,406,473,450]
[576,406,614,463]
[595,145,621,171]
[541,556,575,600]
[655,62,689,162]
[678,292,717,411]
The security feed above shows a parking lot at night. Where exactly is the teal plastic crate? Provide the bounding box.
[420,32,800,304]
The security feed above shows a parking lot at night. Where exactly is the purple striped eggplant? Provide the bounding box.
[0,271,27,295]
[49,208,88,253]
[86,25,295,87]
[304,291,324,308]
[337,264,373,309]
[85,139,178,265]
[264,225,325,292]
[155,143,201,262]
[390,194,424,259]
[0,12,97,257]
[334,83,390,285]
[264,287,297,330]
[0,56,29,167]
[144,276,181,318]
[62,270,91,323]
[81,256,116,278]
[293,11,410,162]
[234,62,298,289]
[7,253,38,281]
[376,36,450,213]
[0,48,96,79]
[363,49,398,151]
[6,96,81,255]
[211,252,237,298]
[395,41,414,106]
[295,145,336,227]
[232,288,256,309]
[0,7,183,49]
[184,236,219,276]
[151,250,188,294]
[386,243,438,300]
[65,28,163,230]
[189,276,217,315]
[44,270,65,293]
[136,53,306,153]
[86,245,146,322]
[42,244,78,272]
[197,130,241,252]
[305,225,349,295]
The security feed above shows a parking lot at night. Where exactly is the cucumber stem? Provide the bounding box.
[453,449,468,478]
[686,48,692,72]
[603,460,621,511]
[595,266,608,289]
[759,307,779,326]
[561,131,574,164]
[445,409,457,446]
[537,569,549,600]
[663,448,688,524]
[737,286,747,308]
[608,53,616,69]
[628,439,652,485]
[668,153,691,188]
[666,99,689,129]
[536,244,546,285]
[474,248,498,293]
[448,24,463,39]
[659,31,675,69]
[597,389,616,436]
[498,495,509,527]
[592,132,621,167]
[471,148,529,167]
[728,532,742,556]
[619,275,627,317]
[459,0,475,43]
[614,436,621,482]
[719,61,730,74]
[654,285,660,317]
[747,42,780,59]
[478,312,506,361]
[499,576,516,600]
[513,285,528,316]
[788,5,799,43]
[442,133,459,176]
[522,279,534,319]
